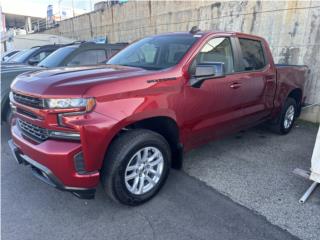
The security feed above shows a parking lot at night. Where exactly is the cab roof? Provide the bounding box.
[152,30,265,41]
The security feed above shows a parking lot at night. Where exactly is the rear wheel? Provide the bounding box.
[101,129,171,206]
[270,97,297,134]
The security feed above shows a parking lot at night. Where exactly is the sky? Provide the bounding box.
[1,0,99,18]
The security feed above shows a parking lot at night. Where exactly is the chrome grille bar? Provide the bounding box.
[18,119,49,142]
[13,92,44,109]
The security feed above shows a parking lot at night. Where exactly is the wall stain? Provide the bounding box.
[309,14,317,43]
[250,1,261,33]
[250,10,257,33]
[211,2,222,18]
[240,17,245,32]
[211,2,221,9]
[229,10,234,25]
[279,47,300,64]
[289,22,299,38]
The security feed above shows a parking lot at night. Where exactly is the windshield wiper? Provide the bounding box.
[119,64,160,70]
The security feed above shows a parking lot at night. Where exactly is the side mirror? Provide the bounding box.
[191,62,225,88]
[195,65,216,77]
[28,58,40,66]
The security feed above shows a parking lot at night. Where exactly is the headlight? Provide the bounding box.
[45,98,96,111]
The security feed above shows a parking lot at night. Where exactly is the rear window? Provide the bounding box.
[108,48,122,59]
[67,49,107,66]
[239,38,266,71]
[38,46,76,68]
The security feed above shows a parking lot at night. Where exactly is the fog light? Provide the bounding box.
[74,152,85,174]
[49,131,80,140]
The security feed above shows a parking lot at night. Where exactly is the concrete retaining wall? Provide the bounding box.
[44,0,320,122]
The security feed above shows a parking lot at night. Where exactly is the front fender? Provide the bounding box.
[63,107,178,172]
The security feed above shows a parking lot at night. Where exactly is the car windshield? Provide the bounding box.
[38,46,76,68]
[8,47,39,63]
[107,35,198,70]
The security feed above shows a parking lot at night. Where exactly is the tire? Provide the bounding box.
[1,99,11,124]
[270,97,297,135]
[101,129,171,206]
[5,107,12,125]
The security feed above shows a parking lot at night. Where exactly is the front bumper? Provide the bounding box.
[9,125,100,199]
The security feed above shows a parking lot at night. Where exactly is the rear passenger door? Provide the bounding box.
[234,37,276,126]
[67,49,107,66]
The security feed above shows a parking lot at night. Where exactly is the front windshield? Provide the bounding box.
[107,35,198,70]
[9,47,39,63]
[38,46,76,68]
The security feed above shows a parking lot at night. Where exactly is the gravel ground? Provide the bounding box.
[184,121,320,240]
[1,123,299,240]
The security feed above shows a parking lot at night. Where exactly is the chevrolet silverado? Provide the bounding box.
[8,29,308,205]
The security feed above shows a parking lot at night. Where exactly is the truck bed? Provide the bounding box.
[275,64,308,68]
[275,64,309,108]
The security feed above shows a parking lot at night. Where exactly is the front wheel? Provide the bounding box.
[101,129,171,206]
[270,97,297,134]
[5,107,12,125]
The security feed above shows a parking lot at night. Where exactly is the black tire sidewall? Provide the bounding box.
[104,130,171,205]
[6,108,12,125]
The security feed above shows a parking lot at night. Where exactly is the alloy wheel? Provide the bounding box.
[124,146,164,195]
[284,105,295,129]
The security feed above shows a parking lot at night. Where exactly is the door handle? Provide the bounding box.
[230,82,241,89]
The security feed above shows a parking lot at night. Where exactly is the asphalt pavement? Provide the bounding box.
[184,121,320,240]
[1,122,299,240]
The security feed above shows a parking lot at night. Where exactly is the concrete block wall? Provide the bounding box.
[44,0,320,122]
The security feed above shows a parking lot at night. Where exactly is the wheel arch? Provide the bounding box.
[103,115,183,170]
[287,88,302,116]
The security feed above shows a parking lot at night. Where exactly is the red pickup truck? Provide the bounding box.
[9,30,308,205]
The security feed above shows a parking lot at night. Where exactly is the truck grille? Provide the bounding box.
[13,92,43,108]
[18,119,49,142]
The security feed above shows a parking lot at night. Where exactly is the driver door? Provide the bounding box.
[182,37,247,148]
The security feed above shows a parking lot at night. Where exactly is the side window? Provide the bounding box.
[67,50,107,66]
[239,38,266,71]
[108,48,121,59]
[193,37,235,74]
[31,50,53,62]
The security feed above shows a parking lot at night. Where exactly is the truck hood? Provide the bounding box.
[11,65,150,97]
